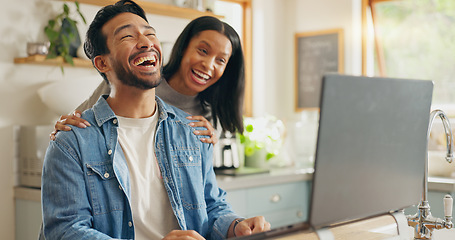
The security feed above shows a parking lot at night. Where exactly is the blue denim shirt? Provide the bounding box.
[41,96,240,240]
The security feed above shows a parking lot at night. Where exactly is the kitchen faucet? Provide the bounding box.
[407,109,454,239]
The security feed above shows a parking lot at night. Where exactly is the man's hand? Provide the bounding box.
[162,230,206,240]
[229,216,271,238]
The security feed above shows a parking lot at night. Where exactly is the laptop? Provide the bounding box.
[231,74,433,239]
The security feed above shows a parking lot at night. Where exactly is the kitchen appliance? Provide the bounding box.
[213,131,241,169]
[15,125,54,188]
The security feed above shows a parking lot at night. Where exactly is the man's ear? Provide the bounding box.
[94,55,110,73]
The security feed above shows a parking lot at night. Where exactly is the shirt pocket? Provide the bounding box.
[86,161,125,215]
[172,149,206,210]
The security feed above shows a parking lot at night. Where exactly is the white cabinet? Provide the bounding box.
[15,188,42,240]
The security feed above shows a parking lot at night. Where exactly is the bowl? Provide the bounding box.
[27,42,50,56]
[38,77,102,116]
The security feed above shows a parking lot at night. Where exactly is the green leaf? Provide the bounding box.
[64,54,74,65]
[246,124,254,132]
[61,34,70,46]
[78,10,87,24]
[238,134,246,143]
[63,4,69,16]
[46,51,58,59]
[245,146,255,157]
[48,19,56,28]
[44,28,59,41]
[266,153,275,160]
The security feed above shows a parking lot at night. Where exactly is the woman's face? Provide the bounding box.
[169,30,232,96]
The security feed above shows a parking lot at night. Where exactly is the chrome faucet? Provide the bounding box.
[407,109,454,239]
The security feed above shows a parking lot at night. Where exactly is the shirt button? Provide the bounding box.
[189,156,193,161]
[108,149,113,155]
[113,119,118,124]
[104,172,110,178]
[128,221,133,227]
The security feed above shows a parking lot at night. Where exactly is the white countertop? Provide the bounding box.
[216,167,313,191]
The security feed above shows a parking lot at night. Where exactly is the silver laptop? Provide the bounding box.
[231,74,433,239]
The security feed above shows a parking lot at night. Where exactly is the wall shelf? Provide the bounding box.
[14,55,93,68]
[14,1,222,67]
[72,0,223,19]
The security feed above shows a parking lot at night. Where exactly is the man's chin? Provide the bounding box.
[135,76,163,90]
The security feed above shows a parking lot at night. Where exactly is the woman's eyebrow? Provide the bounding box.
[200,40,230,57]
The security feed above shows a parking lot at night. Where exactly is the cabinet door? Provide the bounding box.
[225,188,248,216]
[247,181,310,228]
[225,180,310,228]
[16,199,42,240]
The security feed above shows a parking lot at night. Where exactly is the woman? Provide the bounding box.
[51,16,245,144]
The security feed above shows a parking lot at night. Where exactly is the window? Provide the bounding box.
[363,0,455,112]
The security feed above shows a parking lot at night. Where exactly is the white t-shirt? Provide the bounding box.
[117,110,180,240]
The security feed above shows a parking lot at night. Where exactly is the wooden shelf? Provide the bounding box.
[14,55,93,68]
[72,0,223,19]
[14,1,222,67]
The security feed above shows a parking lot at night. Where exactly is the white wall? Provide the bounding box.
[0,0,361,238]
[251,0,362,120]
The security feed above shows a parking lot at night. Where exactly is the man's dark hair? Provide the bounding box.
[163,16,245,133]
[84,0,148,82]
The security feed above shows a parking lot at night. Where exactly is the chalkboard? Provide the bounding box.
[295,29,344,111]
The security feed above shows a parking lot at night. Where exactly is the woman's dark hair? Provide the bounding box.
[163,16,245,133]
[84,0,148,82]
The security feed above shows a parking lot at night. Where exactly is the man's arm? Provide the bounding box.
[41,137,113,240]
[200,143,240,239]
[201,143,271,239]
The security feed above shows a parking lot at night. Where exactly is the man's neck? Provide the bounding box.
[107,86,157,118]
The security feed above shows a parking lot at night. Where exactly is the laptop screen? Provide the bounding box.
[310,73,433,228]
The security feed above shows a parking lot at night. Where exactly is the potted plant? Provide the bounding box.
[238,116,285,169]
[44,1,86,68]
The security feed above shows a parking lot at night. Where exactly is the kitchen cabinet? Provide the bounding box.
[15,167,311,240]
[225,180,311,228]
[15,187,41,240]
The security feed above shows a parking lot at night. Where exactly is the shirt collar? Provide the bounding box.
[91,95,177,127]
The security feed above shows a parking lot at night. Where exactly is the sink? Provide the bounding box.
[428,150,455,178]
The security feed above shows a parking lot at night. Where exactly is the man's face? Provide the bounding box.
[101,12,163,89]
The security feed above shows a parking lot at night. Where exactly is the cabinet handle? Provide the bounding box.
[270,194,281,203]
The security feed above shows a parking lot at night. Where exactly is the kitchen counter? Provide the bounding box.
[428,176,455,192]
[216,167,313,191]
[14,168,455,201]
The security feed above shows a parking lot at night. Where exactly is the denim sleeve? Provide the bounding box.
[202,143,243,240]
[41,137,113,240]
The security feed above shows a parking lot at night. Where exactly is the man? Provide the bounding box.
[40,1,270,239]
